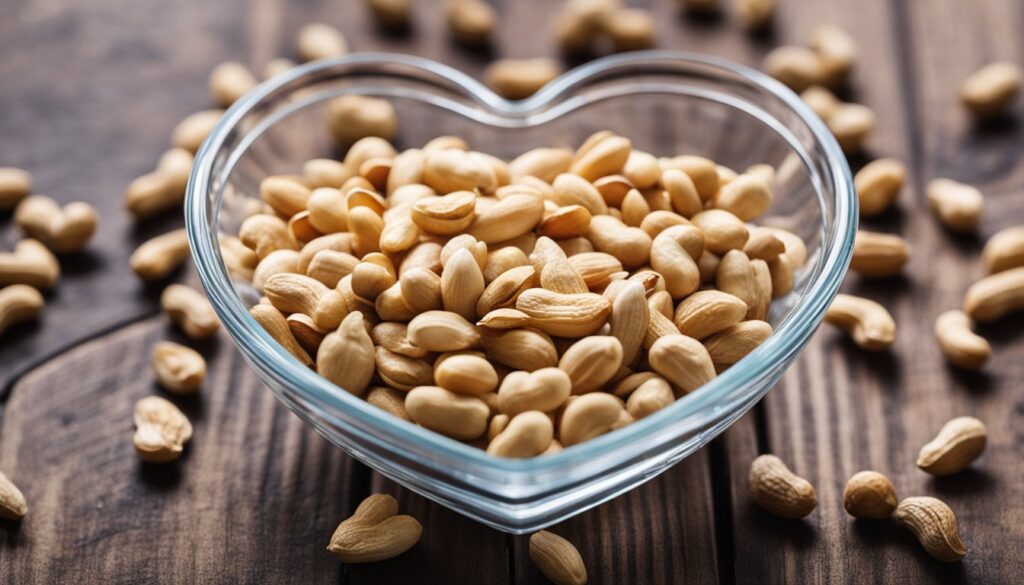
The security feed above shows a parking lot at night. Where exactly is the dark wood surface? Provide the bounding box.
[1,0,1022,583]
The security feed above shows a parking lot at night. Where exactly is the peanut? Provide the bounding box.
[982,225,1024,273]
[326,96,397,145]
[445,0,495,46]
[262,58,296,80]
[748,454,817,518]
[604,8,655,53]
[934,310,991,370]
[828,103,875,154]
[434,352,498,395]
[366,0,411,29]
[648,334,716,394]
[712,174,772,221]
[161,284,220,339]
[737,0,775,32]
[497,368,571,415]
[297,23,347,62]
[926,178,984,232]
[171,109,223,153]
[673,290,746,340]
[487,411,554,458]
[963,266,1024,322]
[895,497,967,562]
[319,312,376,397]
[558,335,623,394]
[608,281,648,366]
[366,386,412,421]
[152,341,206,395]
[810,24,857,88]
[14,195,97,253]
[850,230,909,278]
[529,530,588,585]
[0,471,27,520]
[249,304,314,366]
[960,62,1021,118]
[265,273,348,330]
[0,239,60,289]
[0,284,44,336]
[485,59,560,100]
[515,288,611,337]
[407,310,481,352]
[133,396,193,463]
[130,229,190,281]
[0,167,31,211]
[763,45,825,92]
[691,209,748,254]
[854,158,905,217]
[559,392,624,446]
[703,320,772,372]
[327,494,422,563]
[406,385,489,439]
[843,471,897,519]
[209,61,257,107]
[825,294,895,350]
[570,134,631,182]
[916,416,987,476]
[625,376,673,419]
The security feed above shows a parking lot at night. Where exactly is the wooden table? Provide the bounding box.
[1,0,1022,583]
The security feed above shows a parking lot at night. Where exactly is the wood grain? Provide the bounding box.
[723,1,1024,583]
[0,319,359,583]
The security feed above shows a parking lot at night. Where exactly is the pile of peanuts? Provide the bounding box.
[232,98,804,459]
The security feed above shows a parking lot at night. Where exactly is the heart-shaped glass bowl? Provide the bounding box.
[186,52,855,533]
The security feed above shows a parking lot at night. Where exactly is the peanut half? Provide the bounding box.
[895,497,967,562]
[960,61,1021,118]
[152,341,207,394]
[0,167,31,211]
[0,239,60,289]
[916,416,987,476]
[963,266,1024,322]
[161,284,221,340]
[982,225,1024,274]
[926,178,984,233]
[130,228,190,281]
[529,530,588,585]
[485,59,560,100]
[748,454,817,518]
[14,195,97,253]
[850,230,909,278]
[133,396,193,463]
[327,493,422,563]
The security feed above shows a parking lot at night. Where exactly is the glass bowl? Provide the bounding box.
[186,51,855,533]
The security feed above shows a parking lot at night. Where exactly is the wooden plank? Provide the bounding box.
[0,319,360,583]
[723,0,1024,582]
[508,449,719,585]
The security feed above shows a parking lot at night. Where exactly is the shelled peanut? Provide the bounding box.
[232,125,805,458]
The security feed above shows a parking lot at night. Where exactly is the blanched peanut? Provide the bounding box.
[445,0,495,46]
[209,61,257,107]
[963,266,1024,322]
[559,393,624,446]
[14,195,98,253]
[296,23,347,62]
[0,167,32,211]
[854,158,905,217]
[828,103,875,154]
[125,148,194,219]
[763,46,825,92]
[406,386,490,439]
[366,0,411,29]
[161,284,221,339]
[487,411,554,457]
[604,8,655,53]
[130,229,190,281]
[850,230,909,278]
[810,24,857,88]
[485,59,560,100]
[934,310,990,370]
[0,284,44,336]
[926,178,984,232]
[171,110,223,153]
[737,0,775,32]
[0,239,60,289]
[960,62,1021,118]
[983,226,1024,273]
[326,96,397,145]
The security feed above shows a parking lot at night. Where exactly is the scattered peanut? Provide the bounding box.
[529,530,588,585]
[850,230,909,278]
[14,195,98,253]
[763,46,825,92]
[917,416,987,476]
[327,493,422,563]
[0,471,28,521]
[748,454,817,518]
[445,0,495,46]
[895,497,967,562]
[926,178,984,232]
[810,24,857,88]
[825,294,896,350]
[934,310,991,370]
[297,23,348,62]
[737,0,775,32]
[124,147,193,219]
[982,225,1024,274]
[842,471,897,519]
[0,239,60,289]
[130,228,191,281]
[161,284,221,339]
[365,0,411,29]
[133,396,193,463]
[963,266,1024,322]
[854,158,905,217]
[209,61,257,107]
[0,284,44,336]
[0,167,31,211]
[960,62,1021,118]
[152,341,207,394]
[326,95,398,146]
[171,109,223,153]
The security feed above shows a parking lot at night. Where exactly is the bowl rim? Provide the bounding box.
[186,51,856,475]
